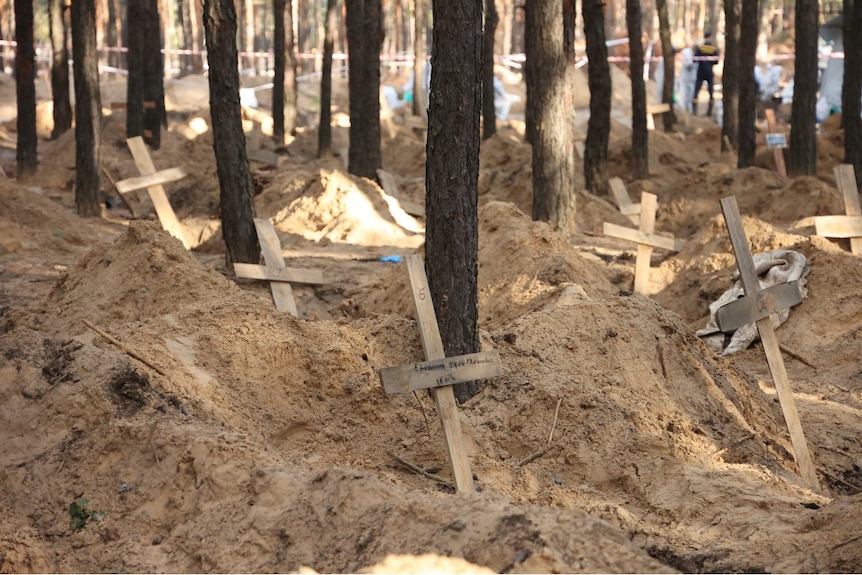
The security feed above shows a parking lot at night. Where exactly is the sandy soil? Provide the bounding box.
[1,69,862,574]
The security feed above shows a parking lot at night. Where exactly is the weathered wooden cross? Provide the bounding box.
[233,218,324,316]
[247,120,279,166]
[113,100,155,139]
[376,168,425,217]
[122,136,192,249]
[717,196,820,492]
[603,192,684,294]
[814,164,862,255]
[646,102,671,131]
[608,177,642,224]
[378,255,503,493]
[764,109,788,177]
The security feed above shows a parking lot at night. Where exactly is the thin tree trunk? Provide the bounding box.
[657,0,677,130]
[274,0,286,139]
[482,0,498,139]
[737,0,758,168]
[71,0,102,217]
[143,0,165,149]
[273,0,298,140]
[583,0,611,194]
[318,0,338,157]
[412,0,425,115]
[722,0,739,150]
[15,0,37,180]
[203,0,259,265]
[48,0,72,139]
[244,0,255,71]
[127,0,145,138]
[345,0,383,180]
[627,0,648,180]
[789,0,817,175]
[844,0,862,182]
[426,0,483,403]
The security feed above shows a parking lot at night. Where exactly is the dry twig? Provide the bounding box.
[548,397,564,446]
[388,451,454,490]
[778,343,817,369]
[82,319,165,376]
[518,442,561,467]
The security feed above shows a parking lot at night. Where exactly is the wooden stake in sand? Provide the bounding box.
[764,109,788,177]
[233,218,324,316]
[646,102,671,131]
[718,196,820,492]
[376,168,425,217]
[124,136,192,249]
[608,177,642,224]
[247,120,279,166]
[814,164,862,255]
[378,255,503,494]
[603,192,684,294]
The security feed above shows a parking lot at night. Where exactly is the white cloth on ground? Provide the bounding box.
[696,249,809,356]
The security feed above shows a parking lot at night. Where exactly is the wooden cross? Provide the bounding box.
[764,109,787,177]
[233,218,324,316]
[603,192,683,294]
[646,102,671,131]
[718,196,820,492]
[814,164,862,255]
[376,168,425,217]
[609,177,642,224]
[378,255,503,493]
[124,136,192,249]
[246,121,279,165]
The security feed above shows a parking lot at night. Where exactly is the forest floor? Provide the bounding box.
[1,65,862,574]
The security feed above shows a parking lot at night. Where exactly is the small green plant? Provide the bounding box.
[68,497,106,531]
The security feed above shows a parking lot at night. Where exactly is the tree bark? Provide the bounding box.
[627,0,648,180]
[273,0,298,141]
[722,0,740,150]
[48,0,72,139]
[318,0,338,157]
[126,0,145,139]
[526,0,576,234]
[426,0,482,403]
[71,0,102,217]
[203,0,260,265]
[143,0,165,149]
[15,0,37,180]
[482,0,498,139]
[412,0,426,115]
[789,0,817,176]
[345,0,383,180]
[844,0,862,182]
[737,0,758,168]
[656,0,677,131]
[583,0,611,195]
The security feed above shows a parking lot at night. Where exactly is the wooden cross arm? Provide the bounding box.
[115,167,188,194]
[380,350,502,394]
[234,263,325,285]
[248,149,279,165]
[814,215,862,238]
[620,203,642,216]
[603,222,684,251]
[647,103,672,115]
[715,281,803,333]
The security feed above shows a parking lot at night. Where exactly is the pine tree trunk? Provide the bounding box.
[844,0,862,182]
[143,0,165,149]
[127,0,145,139]
[283,0,298,136]
[274,0,285,139]
[48,0,72,139]
[318,0,338,157]
[426,0,482,403]
[345,0,382,180]
[203,0,259,265]
[482,0,498,140]
[71,0,102,217]
[737,0,758,168]
[627,0,649,180]
[15,0,37,180]
[527,0,576,234]
[657,0,677,131]
[583,0,611,195]
[412,0,425,115]
[789,0,817,176]
[722,0,740,150]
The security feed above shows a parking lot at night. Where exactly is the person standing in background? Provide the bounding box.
[693,31,720,116]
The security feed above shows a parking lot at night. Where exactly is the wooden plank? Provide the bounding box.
[765,109,787,177]
[603,222,684,252]
[110,101,156,110]
[609,177,640,224]
[405,254,474,493]
[647,103,671,115]
[833,164,862,254]
[719,196,820,492]
[633,192,657,294]
[101,166,137,217]
[377,169,425,217]
[247,148,279,165]
[575,141,585,159]
[125,136,191,249]
[813,215,862,238]
[380,350,502,394]
[233,262,324,285]
[715,281,803,333]
[115,167,188,194]
[249,120,262,150]
[403,115,428,130]
[620,203,642,216]
[119,126,155,138]
[253,218,298,316]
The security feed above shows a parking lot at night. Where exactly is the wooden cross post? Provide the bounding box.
[814,164,862,254]
[609,177,642,224]
[764,109,787,177]
[376,169,425,217]
[718,196,820,492]
[378,255,503,493]
[247,120,279,165]
[233,218,324,316]
[646,102,671,131]
[124,136,192,249]
[603,192,684,294]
